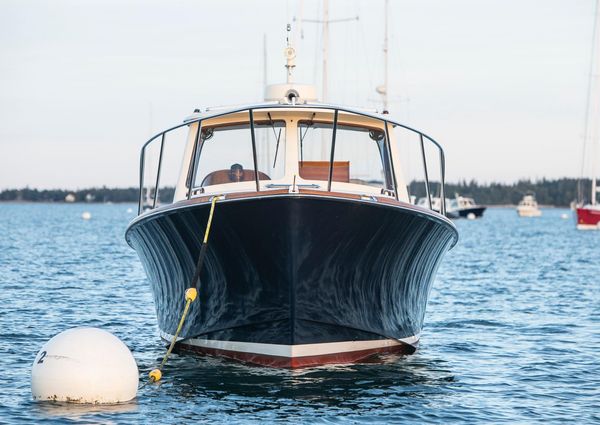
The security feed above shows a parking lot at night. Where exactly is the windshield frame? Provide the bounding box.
[137,104,448,216]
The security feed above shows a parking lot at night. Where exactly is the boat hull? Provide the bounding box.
[126,193,457,367]
[517,207,542,217]
[576,206,600,229]
[454,206,486,219]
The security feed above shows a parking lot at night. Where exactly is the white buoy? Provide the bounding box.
[561,213,569,219]
[126,208,133,214]
[467,212,476,220]
[31,328,138,404]
[81,212,92,220]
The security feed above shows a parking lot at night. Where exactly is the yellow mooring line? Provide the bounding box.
[148,196,219,383]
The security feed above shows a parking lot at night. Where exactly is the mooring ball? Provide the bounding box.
[31,327,138,404]
[81,212,92,220]
[467,212,476,220]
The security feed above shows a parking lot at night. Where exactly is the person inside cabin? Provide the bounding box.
[228,163,244,182]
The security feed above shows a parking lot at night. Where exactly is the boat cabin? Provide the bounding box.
[137,88,448,217]
[519,195,538,207]
[450,196,476,210]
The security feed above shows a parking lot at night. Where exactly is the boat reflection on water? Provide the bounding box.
[161,351,455,404]
[31,399,138,420]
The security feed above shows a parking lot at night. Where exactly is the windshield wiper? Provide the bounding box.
[267,112,282,168]
[299,112,316,165]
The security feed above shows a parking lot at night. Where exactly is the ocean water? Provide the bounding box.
[0,204,598,424]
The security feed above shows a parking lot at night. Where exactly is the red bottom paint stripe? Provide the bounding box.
[176,342,416,368]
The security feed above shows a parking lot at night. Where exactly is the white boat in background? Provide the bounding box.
[517,194,542,217]
[448,195,486,219]
[417,195,485,220]
[416,197,451,215]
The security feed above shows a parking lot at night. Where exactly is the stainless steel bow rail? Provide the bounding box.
[137,104,447,216]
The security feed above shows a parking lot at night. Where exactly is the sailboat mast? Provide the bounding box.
[592,0,600,205]
[375,0,390,112]
[262,33,271,168]
[383,0,389,112]
[263,33,268,89]
[322,0,329,103]
[583,0,600,205]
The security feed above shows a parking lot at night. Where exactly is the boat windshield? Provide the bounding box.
[297,121,393,190]
[192,121,285,188]
[136,106,449,216]
[461,198,474,207]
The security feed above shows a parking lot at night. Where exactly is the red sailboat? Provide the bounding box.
[577,0,600,230]
[577,204,600,229]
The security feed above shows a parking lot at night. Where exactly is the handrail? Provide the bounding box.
[420,134,432,210]
[384,121,399,201]
[153,133,165,209]
[187,122,202,200]
[137,104,449,217]
[248,109,260,192]
[327,110,339,192]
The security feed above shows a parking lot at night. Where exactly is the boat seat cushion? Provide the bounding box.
[299,161,350,182]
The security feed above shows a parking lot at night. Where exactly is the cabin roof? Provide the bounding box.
[183,101,387,124]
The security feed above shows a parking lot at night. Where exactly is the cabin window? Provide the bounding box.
[193,124,258,188]
[298,121,394,191]
[334,125,393,190]
[297,122,335,181]
[254,120,286,181]
[192,120,285,188]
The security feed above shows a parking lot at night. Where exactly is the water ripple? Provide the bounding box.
[1,205,599,423]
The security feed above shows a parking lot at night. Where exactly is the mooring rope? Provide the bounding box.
[147,196,219,383]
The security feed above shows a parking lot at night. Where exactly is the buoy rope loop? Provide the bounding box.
[147,196,219,384]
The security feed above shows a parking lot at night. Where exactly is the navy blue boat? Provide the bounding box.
[126,55,457,367]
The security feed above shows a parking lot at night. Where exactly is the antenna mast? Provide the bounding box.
[284,24,296,84]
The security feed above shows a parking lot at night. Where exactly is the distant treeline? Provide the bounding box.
[0,178,590,206]
[0,187,174,204]
[409,178,590,207]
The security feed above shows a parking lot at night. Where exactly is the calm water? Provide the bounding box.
[1,204,599,423]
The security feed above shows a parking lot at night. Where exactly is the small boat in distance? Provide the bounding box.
[576,187,600,229]
[517,194,542,217]
[125,31,458,368]
[416,197,450,215]
[448,195,486,219]
[417,195,485,219]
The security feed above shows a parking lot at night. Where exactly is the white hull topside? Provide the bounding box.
[576,223,600,230]
[160,330,419,359]
[517,208,542,217]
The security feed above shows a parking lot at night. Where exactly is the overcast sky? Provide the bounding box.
[0,0,596,189]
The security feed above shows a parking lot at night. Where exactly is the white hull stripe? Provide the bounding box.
[577,224,600,230]
[159,331,419,358]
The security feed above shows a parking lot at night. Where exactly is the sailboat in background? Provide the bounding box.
[577,0,600,230]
